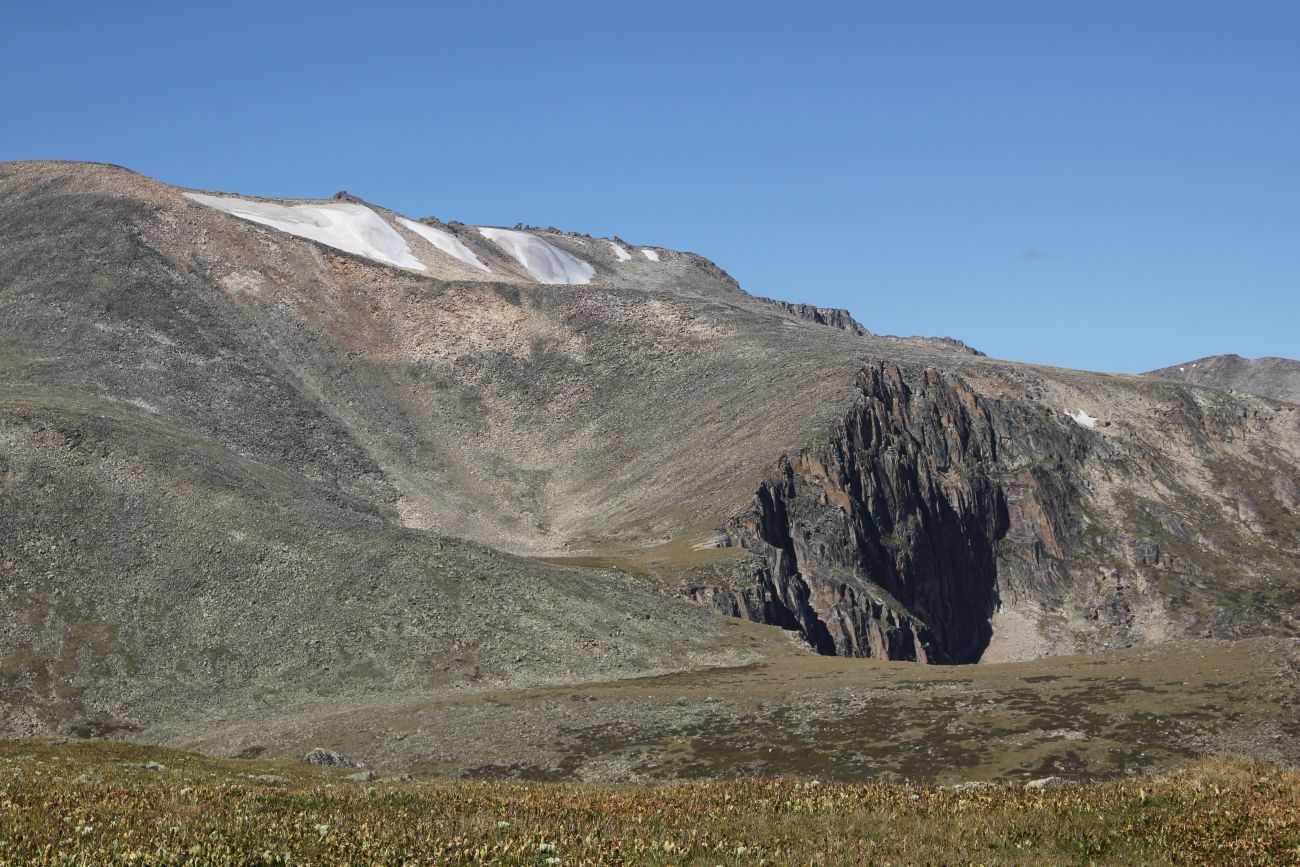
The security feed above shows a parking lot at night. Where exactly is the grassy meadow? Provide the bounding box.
[0,740,1297,865]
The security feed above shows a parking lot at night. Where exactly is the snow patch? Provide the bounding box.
[640,248,660,261]
[477,227,595,284]
[608,242,632,261]
[1179,366,1186,372]
[397,217,489,272]
[186,193,426,271]
[1066,408,1097,429]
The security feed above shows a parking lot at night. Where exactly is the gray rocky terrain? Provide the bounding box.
[1,160,1297,780]
[1147,354,1300,405]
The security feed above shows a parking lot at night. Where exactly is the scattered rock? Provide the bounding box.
[344,770,377,782]
[303,748,364,769]
[1024,776,1069,790]
[124,761,167,772]
[74,773,104,785]
[945,781,995,793]
[249,774,289,784]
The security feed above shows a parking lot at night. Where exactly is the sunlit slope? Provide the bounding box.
[1,161,1298,774]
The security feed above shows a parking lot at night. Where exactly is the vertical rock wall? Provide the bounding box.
[689,363,1032,663]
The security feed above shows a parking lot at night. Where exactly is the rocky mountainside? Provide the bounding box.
[1,161,1298,775]
[1147,354,1300,404]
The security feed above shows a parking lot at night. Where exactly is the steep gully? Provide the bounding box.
[686,363,1077,664]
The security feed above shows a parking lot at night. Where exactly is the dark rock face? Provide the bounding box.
[1147,355,1300,405]
[692,363,1014,663]
[753,296,989,358]
[688,346,1300,663]
[755,297,871,336]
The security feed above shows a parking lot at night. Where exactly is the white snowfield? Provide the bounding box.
[641,248,660,261]
[608,241,632,261]
[397,217,489,272]
[185,193,427,271]
[477,227,595,285]
[1066,408,1098,428]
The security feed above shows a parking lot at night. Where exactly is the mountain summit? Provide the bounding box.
[1147,354,1300,404]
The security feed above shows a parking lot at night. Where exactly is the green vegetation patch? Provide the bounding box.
[1,740,1298,865]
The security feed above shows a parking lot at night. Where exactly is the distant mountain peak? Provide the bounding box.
[1146,354,1300,404]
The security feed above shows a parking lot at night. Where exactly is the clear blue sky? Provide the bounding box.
[5,1,1297,372]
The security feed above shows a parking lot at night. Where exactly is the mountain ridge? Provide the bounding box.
[2,160,1297,778]
[1147,353,1300,405]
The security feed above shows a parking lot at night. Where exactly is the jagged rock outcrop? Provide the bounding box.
[883,335,986,356]
[752,298,988,358]
[688,357,1300,662]
[755,297,871,335]
[691,363,1009,662]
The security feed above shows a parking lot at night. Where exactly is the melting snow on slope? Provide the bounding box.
[185,193,427,271]
[641,248,660,261]
[397,217,489,272]
[608,241,632,261]
[477,227,595,284]
[1066,408,1098,429]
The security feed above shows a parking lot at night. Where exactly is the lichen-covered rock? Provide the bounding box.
[303,748,364,769]
[1025,775,1070,790]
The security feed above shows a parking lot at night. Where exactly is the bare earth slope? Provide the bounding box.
[1147,354,1300,405]
[2,161,1298,780]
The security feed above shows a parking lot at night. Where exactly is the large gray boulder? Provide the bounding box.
[302,748,365,769]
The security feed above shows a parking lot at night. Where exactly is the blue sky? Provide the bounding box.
[5,1,1297,371]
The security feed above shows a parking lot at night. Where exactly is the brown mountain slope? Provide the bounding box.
[1147,354,1300,404]
[1,161,1298,777]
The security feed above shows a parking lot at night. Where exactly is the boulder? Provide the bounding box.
[1024,776,1068,790]
[303,747,365,768]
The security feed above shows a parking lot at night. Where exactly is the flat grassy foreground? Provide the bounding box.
[0,741,1297,865]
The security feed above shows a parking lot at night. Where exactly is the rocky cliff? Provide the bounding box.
[689,360,1300,661]
[754,297,871,335]
[689,364,1005,662]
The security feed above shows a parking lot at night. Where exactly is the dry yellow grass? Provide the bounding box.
[0,741,1297,865]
